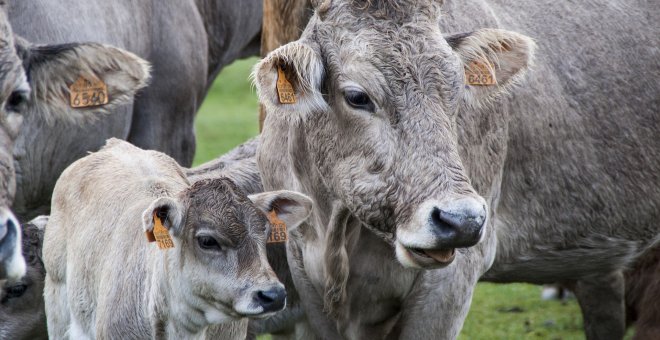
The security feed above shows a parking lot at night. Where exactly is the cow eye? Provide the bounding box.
[344,89,375,112]
[197,235,222,251]
[6,90,29,114]
[5,283,27,299]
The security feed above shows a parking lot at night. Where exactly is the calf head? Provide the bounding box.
[142,178,312,323]
[255,0,534,269]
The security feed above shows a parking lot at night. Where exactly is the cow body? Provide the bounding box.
[7,0,262,220]
[254,0,659,339]
[43,139,312,339]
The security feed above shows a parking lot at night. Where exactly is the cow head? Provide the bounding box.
[255,0,534,269]
[0,3,149,279]
[0,5,28,280]
[142,178,312,323]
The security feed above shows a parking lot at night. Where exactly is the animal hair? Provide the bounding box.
[323,203,351,318]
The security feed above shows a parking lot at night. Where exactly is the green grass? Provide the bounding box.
[194,58,632,340]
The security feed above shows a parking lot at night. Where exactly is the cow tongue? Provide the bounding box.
[423,248,455,263]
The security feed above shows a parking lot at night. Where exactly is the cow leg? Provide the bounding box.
[572,271,626,340]
[43,275,70,339]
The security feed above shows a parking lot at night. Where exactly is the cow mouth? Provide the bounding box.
[406,247,456,267]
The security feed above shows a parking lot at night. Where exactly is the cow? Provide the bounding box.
[253,0,659,339]
[7,0,263,221]
[0,216,48,340]
[43,139,313,339]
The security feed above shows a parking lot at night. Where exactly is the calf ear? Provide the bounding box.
[142,197,185,237]
[17,40,150,123]
[253,40,327,121]
[447,29,535,105]
[249,190,313,231]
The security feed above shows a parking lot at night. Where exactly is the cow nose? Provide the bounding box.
[254,286,286,313]
[430,197,486,248]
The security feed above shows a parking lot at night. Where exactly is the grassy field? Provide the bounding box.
[193,58,627,340]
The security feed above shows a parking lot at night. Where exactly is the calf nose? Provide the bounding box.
[430,197,486,248]
[255,286,286,313]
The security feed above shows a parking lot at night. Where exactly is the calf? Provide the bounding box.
[43,139,312,339]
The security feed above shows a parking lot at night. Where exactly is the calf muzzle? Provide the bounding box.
[254,286,287,313]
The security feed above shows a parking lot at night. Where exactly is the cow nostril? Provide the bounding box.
[255,287,286,312]
[427,200,486,248]
[257,290,275,304]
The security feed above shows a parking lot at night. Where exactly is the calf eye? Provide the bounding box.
[6,90,29,114]
[197,236,222,251]
[344,89,375,112]
[5,283,27,299]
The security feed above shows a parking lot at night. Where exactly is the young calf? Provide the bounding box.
[43,139,312,339]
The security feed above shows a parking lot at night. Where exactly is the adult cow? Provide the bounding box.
[7,0,263,220]
[254,0,659,339]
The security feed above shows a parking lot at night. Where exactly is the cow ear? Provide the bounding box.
[249,190,313,232]
[142,197,185,237]
[447,29,535,105]
[17,40,150,123]
[253,40,327,120]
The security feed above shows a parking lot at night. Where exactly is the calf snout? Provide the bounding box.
[254,285,286,313]
[429,197,486,248]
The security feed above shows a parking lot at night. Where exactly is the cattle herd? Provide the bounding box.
[0,0,657,339]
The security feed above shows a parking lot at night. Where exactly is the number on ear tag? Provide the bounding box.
[266,210,287,243]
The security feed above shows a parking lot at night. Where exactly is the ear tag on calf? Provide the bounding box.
[276,65,297,104]
[147,212,175,250]
[465,61,497,86]
[69,75,109,108]
[266,210,287,243]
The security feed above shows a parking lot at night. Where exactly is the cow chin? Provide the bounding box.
[395,240,456,270]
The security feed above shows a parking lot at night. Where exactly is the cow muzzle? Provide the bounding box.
[395,197,487,269]
[0,206,25,280]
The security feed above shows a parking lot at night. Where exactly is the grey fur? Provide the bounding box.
[6,0,263,220]
[254,0,660,339]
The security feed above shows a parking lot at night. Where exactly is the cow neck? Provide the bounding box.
[151,250,209,339]
[194,0,261,82]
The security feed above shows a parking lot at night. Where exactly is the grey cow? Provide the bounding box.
[8,0,263,220]
[253,0,659,339]
[0,4,149,282]
[43,139,313,339]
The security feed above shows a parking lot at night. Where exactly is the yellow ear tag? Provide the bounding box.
[276,65,297,104]
[69,75,109,108]
[147,212,175,250]
[465,61,497,86]
[266,210,287,243]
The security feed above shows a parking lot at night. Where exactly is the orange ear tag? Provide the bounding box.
[276,66,297,104]
[146,212,175,250]
[465,61,497,86]
[69,75,109,108]
[266,210,287,243]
